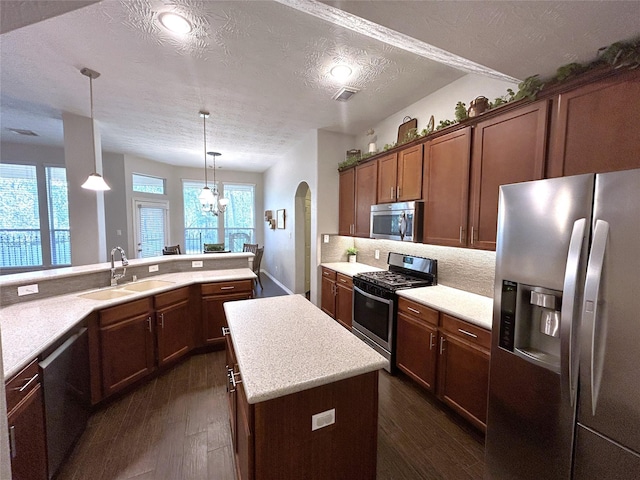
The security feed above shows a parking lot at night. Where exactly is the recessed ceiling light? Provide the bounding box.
[158,12,192,34]
[330,65,353,81]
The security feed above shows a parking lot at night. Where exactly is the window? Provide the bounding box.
[46,167,71,265]
[134,200,169,258]
[182,181,255,253]
[0,164,42,267]
[132,173,165,194]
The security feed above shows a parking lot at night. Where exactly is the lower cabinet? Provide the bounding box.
[395,300,491,431]
[202,280,254,347]
[320,268,337,317]
[437,314,491,432]
[5,359,48,480]
[155,287,192,366]
[320,267,353,329]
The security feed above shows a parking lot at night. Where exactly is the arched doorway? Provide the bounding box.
[294,182,311,297]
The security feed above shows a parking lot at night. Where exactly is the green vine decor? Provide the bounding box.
[454,101,468,122]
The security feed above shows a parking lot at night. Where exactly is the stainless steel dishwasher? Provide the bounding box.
[39,327,90,479]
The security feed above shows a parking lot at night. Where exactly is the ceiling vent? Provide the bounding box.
[333,86,359,102]
[7,128,38,136]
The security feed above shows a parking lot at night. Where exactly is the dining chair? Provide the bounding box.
[162,244,181,255]
[242,243,258,254]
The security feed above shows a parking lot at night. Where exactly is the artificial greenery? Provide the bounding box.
[338,155,359,170]
[454,101,468,122]
[383,142,396,151]
[598,38,640,69]
[346,246,358,255]
[436,119,455,130]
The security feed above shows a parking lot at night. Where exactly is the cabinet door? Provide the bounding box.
[396,312,438,392]
[470,101,548,250]
[335,274,353,329]
[355,161,378,237]
[437,331,490,431]
[225,333,238,451]
[7,384,48,480]
[100,311,155,397]
[320,275,336,318]
[548,69,640,177]
[202,291,253,346]
[397,144,423,201]
[424,127,471,247]
[377,153,398,203]
[339,168,356,236]
[235,381,254,480]
[156,299,192,366]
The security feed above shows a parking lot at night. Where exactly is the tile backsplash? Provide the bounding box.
[321,235,495,298]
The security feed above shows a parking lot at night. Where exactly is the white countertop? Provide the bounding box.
[397,285,493,330]
[0,268,256,379]
[225,295,387,404]
[320,261,384,277]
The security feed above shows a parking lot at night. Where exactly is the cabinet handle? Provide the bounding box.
[159,313,164,329]
[11,373,38,392]
[397,186,400,199]
[407,306,421,315]
[9,425,16,458]
[220,286,235,290]
[470,226,476,245]
[429,332,435,350]
[147,316,152,332]
[222,327,230,336]
[339,278,347,283]
[439,336,446,355]
[229,371,242,393]
[459,226,465,244]
[458,328,478,339]
[390,186,394,200]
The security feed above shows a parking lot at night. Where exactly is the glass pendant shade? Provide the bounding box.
[82,173,111,191]
[199,185,216,213]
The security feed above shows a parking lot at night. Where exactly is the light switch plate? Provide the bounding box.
[192,260,203,268]
[149,264,159,272]
[17,284,39,296]
[311,408,335,431]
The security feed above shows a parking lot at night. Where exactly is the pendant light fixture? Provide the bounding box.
[80,67,110,191]
[198,111,216,214]
[207,151,229,214]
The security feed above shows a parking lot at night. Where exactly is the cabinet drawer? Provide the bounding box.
[397,298,439,326]
[336,273,352,288]
[321,267,336,281]
[154,286,190,309]
[6,359,40,413]
[441,314,491,350]
[99,297,153,327]
[201,280,253,296]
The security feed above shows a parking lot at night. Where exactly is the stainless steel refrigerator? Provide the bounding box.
[485,168,640,479]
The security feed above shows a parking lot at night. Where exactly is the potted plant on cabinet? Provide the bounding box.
[347,247,358,263]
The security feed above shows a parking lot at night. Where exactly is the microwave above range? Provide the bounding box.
[370,201,423,242]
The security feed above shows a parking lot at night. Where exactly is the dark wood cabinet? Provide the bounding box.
[235,379,254,480]
[437,314,491,432]
[335,273,353,330]
[548,69,640,177]
[154,287,192,367]
[354,160,378,237]
[395,298,439,392]
[338,168,356,235]
[98,298,155,398]
[423,127,472,247]
[320,267,337,318]
[469,100,548,250]
[377,146,423,204]
[6,359,48,480]
[201,280,253,347]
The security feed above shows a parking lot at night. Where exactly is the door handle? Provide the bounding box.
[147,316,152,332]
[582,219,609,416]
[159,313,164,329]
[439,336,446,355]
[9,425,16,458]
[429,332,435,350]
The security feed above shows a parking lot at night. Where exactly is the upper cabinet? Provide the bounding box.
[377,145,423,204]
[338,168,355,236]
[547,69,640,177]
[469,100,548,250]
[354,160,378,237]
[423,127,472,247]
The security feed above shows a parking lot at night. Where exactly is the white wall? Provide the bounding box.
[0,327,11,480]
[354,73,518,153]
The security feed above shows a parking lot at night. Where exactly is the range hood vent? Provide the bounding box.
[333,86,359,102]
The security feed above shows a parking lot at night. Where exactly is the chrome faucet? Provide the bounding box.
[110,246,129,286]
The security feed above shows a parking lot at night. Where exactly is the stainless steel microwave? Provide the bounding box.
[370,201,423,242]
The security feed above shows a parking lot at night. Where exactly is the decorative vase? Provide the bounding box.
[348,255,356,263]
[368,142,377,154]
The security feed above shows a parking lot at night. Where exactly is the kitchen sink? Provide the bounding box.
[78,289,135,300]
[121,279,175,292]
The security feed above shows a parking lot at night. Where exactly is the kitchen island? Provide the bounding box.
[224,294,386,480]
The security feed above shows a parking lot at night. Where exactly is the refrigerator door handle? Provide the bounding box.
[582,219,610,416]
[561,218,586,407]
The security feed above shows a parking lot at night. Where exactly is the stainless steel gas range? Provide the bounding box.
[352,252,437,373]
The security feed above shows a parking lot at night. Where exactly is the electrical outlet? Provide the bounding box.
[149,264,159,272]
[311,408,335,431]
[192,260,203,268]
[17,284,39,296]
[375,250,380,260]
[323,234,329,243]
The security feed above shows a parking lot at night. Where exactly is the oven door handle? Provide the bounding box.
[353,285,393,306]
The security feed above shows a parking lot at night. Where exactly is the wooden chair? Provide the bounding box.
[162,244,181,255]
[242,243,258,254]
[252,247,264,289]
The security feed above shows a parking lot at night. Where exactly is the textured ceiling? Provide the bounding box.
[1,1,639,173]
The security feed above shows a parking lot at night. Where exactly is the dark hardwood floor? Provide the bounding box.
[57,350,484,480]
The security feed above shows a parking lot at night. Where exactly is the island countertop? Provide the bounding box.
[224,294,387,404]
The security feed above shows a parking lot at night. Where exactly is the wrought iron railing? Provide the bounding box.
[0,229,71,267]
[184,228,254,254]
